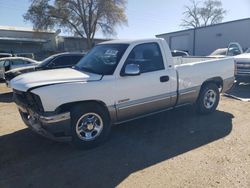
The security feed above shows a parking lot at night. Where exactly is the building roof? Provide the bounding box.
[156,17,250,37]
[0,37,49,43]
[59,35,110,41]
[0,25,55,34]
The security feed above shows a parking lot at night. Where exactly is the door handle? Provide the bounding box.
[160,76,169,82]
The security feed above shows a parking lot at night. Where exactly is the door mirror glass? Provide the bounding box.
[124,64,140,76]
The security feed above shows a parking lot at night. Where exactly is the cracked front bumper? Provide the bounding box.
[18,106,72,142]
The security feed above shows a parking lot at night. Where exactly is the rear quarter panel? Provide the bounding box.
[175,57,235,105]
[176,57,234,90]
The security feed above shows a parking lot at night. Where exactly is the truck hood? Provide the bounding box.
[10,68,102,92]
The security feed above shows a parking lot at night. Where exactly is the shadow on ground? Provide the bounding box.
[0,92,13,103]
[224,83,250,101]
[0,107,233,188]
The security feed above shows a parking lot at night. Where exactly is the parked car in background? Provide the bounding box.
[209,48,228,57]
[171,50,189,57]
[0,53,13,59]
[0,57,38,80]
[208,43,250,83]
[234,50,250,83]
[15,53,35,59]
[209,42,243,58]
[10,38,235,148]
[4,52,85,85]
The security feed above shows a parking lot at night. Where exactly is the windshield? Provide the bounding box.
[37,55,57,67]
[75,44,129,75]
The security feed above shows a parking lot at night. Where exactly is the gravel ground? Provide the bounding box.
[0,82,250,188]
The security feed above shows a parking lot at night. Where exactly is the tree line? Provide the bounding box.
[24,0,226,49]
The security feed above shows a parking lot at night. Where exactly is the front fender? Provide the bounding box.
[31,81,114,112]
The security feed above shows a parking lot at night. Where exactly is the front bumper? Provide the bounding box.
[235,75,250,83]
[18,105,72,142]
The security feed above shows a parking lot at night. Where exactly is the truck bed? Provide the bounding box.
[174,57,235,105]
[173,56,219,65]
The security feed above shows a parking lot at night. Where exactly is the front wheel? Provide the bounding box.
[70,103,111,149]
[196,83,220,114]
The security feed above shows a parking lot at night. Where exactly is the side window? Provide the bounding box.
[124,43,164,73]
[51,56,73,67]
[4,60,10,67]
[24,61,31,64]
[0,60,4,67]
[70,55,83,65]
[228,44,241,56]
[11,60,24,66]
[4,60,11,71]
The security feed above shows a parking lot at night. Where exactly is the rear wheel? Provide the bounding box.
[196,83,220,114]
[70,103,111,149]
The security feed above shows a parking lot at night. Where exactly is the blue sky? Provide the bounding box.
[0,0,250,39]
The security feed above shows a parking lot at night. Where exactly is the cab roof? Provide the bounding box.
[100,38,164,45]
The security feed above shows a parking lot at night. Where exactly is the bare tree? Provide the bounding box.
[181,0,226,28]
[24,0,127,49]
[181,0,201,28]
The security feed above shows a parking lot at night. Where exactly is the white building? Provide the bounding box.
[156,18,250,56]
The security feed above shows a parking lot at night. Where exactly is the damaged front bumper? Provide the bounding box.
[18,105,72,142]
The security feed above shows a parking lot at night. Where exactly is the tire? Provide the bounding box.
[70,103,111,149]
[196,83,220,114]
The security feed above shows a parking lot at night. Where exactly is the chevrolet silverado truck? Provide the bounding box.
[10,38,235,148]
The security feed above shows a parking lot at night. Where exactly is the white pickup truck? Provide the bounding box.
[10,38,235,148]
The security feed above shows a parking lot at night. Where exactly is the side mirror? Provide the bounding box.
[123,64,140,76]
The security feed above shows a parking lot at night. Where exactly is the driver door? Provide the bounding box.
[114,42,176,122]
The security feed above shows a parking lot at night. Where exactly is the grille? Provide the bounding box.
[236,62,250,75]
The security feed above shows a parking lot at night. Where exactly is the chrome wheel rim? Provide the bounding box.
[76,113,103,141]
[204,89,217,109]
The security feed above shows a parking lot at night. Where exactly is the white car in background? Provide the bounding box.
[0,57,38,79]
[234,50,250,83]
[208,42,250,83]
[209,42,243,58]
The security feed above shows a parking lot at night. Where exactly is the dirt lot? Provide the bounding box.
[0,82,250,188]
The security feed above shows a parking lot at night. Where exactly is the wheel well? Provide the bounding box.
[201,77,223,91]
[56,100,110,117]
